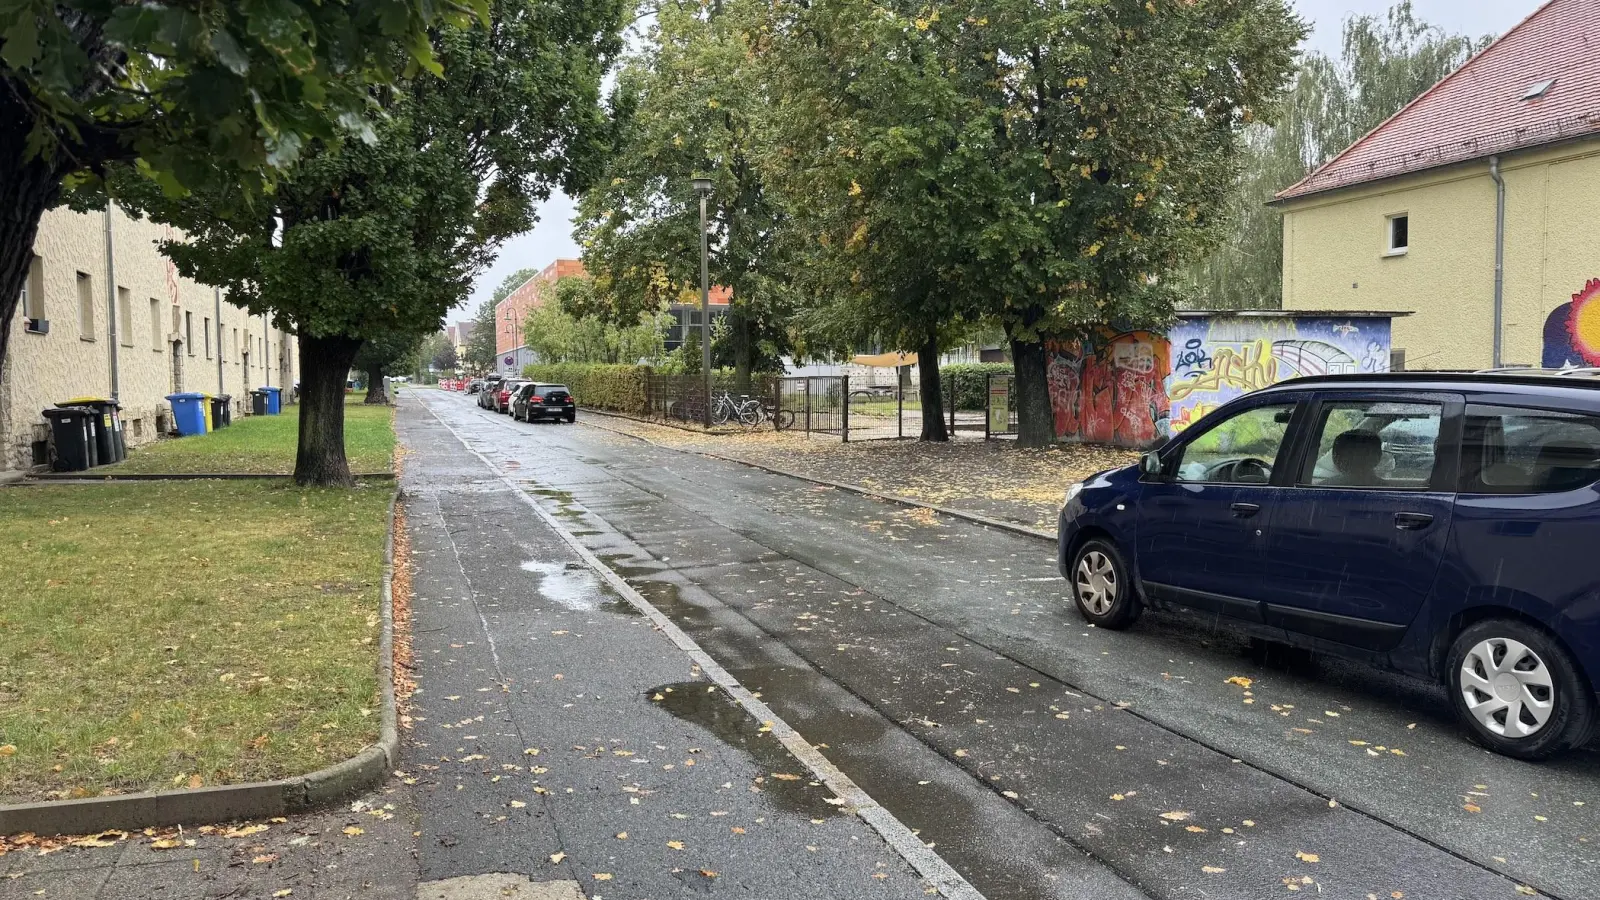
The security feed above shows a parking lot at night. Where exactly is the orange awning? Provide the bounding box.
[851,352,917,368]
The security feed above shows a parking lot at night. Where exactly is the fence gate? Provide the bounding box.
[778,376,848,439]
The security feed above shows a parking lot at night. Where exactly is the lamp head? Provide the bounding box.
[692,177,713,196]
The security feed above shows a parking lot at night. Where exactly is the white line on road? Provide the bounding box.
[417,392,986,900]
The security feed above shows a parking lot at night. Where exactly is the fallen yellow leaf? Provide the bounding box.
[550,852,566,864]
[343,826,364,836]
[593,873,613,881]
[509,800,526,809]
[1202,865,1226,874]
[1295,851,1320,863]
[1225,676,1253,689]
[667,840,685,850]
[1185,825,1207,833]
[1159,811,1192,821]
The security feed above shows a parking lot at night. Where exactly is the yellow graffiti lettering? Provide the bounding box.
[1168,339,1278,402]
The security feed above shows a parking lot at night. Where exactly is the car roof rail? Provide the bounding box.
[1269,372,1600,390]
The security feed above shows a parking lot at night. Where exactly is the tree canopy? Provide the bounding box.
[0,0,485,378]
[754,0,1304,443]
[120,0,624,484]
[574,0,795,391]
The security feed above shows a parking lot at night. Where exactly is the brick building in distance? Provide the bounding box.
[493,257,732,374]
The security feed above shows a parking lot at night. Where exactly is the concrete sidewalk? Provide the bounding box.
[397,399,945,898]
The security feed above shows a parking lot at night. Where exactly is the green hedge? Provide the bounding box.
[521,363,649,414]
[942,363,1013,410]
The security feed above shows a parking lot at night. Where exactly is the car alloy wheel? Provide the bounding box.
[1075,550,1117,616]
[1458,637,1553,738]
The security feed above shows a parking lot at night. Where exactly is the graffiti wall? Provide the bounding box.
[1046,330,1171,447]
[1165,315,1392,433]
[1542,278,1600,368]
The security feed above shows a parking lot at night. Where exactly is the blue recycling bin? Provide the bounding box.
[166,392,209,436]
[260,386,283,415]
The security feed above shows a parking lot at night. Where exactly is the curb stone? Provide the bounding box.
[577,409,1057,543]
[27,472,396,482]
[0,489,402,836]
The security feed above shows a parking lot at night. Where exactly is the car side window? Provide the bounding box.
[1299,400,1442,489]
[1172,403,1296,484]
[1461,404,1600,494]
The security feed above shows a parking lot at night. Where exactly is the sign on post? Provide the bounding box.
[987,376,1010,435]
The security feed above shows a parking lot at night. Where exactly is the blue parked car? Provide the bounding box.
[1058,373,1600,759]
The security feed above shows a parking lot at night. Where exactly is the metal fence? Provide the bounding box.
[620,370,1016,442]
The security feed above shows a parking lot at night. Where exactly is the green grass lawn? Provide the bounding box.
[0,481,390,803]
[103,400,395,475]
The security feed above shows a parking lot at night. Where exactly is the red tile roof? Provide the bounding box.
[1277,0,1600,201]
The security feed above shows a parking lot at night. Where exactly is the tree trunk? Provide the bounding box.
[0,95,64,390]
[917,327,948,442]
[364,366,388,405]
[1011,336,1054,448]
[295,333,363,486]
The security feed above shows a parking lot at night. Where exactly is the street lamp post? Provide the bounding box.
[693,177,713,427]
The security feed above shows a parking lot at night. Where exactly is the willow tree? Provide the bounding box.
[574,0,795,393]
[122,0,623,484]
[1186,1,1487,309]
[0,0,479,380]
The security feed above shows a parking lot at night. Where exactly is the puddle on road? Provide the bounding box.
[647,681,843,820]
[518,559,642,617]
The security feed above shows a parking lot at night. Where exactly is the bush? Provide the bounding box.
[941,363,1013,410]
[522,363,649,414]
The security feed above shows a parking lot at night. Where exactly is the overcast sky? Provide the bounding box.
[452,0,1545,322]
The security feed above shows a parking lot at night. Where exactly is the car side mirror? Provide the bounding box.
[1139,451,1164,476]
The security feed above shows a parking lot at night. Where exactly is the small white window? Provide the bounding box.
[20,254,44,322]
[1386,214,1409,256]
[118,287,132,346]
[76,272,95,340]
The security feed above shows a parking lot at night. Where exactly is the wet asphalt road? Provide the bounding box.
[417,391,1599,900]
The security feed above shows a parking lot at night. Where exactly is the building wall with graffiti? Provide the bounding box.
[1046,330,1171,447]
[1542,278,1600,368]
[1045,314,1393,448]
[1166,315,1392,434]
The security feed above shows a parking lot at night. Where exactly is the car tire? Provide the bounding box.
[1069,539,1141,630]
[565,412,576,423]
[1447,619,1596,760]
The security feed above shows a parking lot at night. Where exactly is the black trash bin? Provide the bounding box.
[58,398,124,463]
[41,408,95,472]
[211,394,233,428]
[249,389,268,416]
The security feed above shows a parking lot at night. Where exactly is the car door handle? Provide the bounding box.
[1230,502,1261,518]
[1394,512,1435,530]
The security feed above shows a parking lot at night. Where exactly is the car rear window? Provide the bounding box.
[539,385,569,394]
[1461,404,1600,494]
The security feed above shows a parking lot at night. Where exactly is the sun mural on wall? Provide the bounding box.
[1543,278,1600,368]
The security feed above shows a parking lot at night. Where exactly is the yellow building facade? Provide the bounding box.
[1280,139,1600,371]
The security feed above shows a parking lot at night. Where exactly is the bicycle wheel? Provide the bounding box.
[737,400,763,426]
[774,409,795,431]
[712,401,731,425]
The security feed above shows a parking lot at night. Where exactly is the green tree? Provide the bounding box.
[429,332,459,373]
[574,0,795,394]
[523,277,667,364]
[464,297,501,373]
[121,0,623,485]
[353,329,424,404]
[1185,2,1487,309]
[764,0,1304,446]
[0,0,484,381]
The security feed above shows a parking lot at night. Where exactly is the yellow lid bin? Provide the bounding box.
[202,394,215,431]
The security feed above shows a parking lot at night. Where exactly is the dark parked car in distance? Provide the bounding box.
[1057,372,1600,760]
[511,383,576,423]
[477,376,505,409]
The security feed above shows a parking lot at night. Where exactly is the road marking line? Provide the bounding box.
[418,392,985,900]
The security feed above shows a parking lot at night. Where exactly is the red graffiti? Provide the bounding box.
[1046,331,1170,448]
